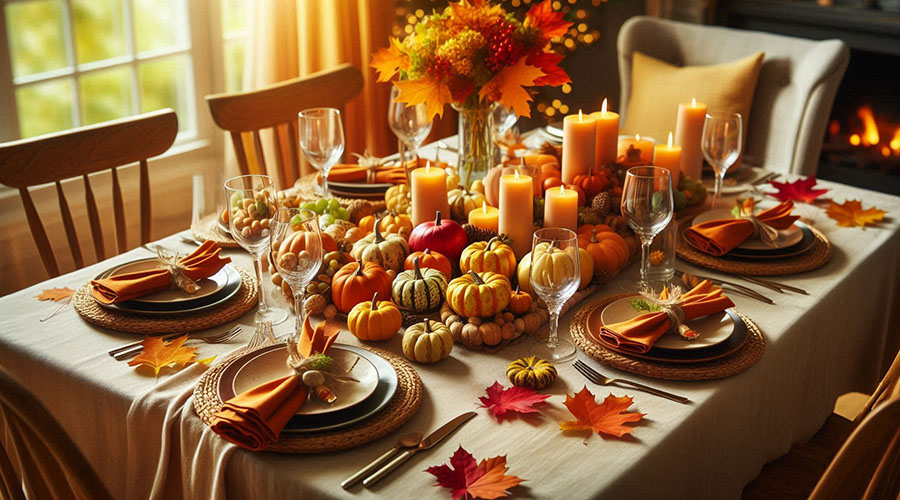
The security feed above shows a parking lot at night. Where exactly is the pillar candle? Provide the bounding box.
[653,131,682,185]
[543,185,578,231]
[499,170,534,259]
[617,134,655,164]
[468,201,499,233]
[411,163,450,227]
[561,110,596,184]
[675,98,707,180]
[589,98,619,167]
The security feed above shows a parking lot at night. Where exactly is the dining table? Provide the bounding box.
[1,136,899,500]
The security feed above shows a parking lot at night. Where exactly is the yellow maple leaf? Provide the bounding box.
[370,37,408,83]
[478,58,545,118]
[395,76,453,120]
[825,199,886,229]
[128,335,198,376]
[36,287,75,302]
[448,0,504,32]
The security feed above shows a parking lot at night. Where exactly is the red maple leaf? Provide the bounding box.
[769,176,828,203]
[526,52,570,87]
[426,446,525,500]
[525,0,572,40]
[478,381,550,420]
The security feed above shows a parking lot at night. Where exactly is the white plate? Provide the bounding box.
[599,297,734,350]
[105,258,230,304]
[230,346,379,416]
[692,208,803,250]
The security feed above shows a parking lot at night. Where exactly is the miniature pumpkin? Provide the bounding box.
[529,242,581,290]
[446,270,511,318]
[385,184,411,213]
[508,286,532,315]
[447,186,487,222]
[391,257,447,312]
[408,211,468,262]
[404,248,452,280]
[459,237,517,278]
[331,260,392,313]
[275,230,320,263]
[351,219,409,272]
[347,292,402,341]
[470,179,485,194]
[358,215,377,235]
[577,247,594,290]
[445,167,461,191]
[402,319,453,363]
[378,210,413,235]
[515,251,535,296]
[572,165,609,199]
[578,228,628,275]
[507,356,557,389]
[480,322,502,346]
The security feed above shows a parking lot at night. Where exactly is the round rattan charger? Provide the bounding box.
[675,218,831,276]
[191,213,240,249]
[192,345,422,453]
[570,293,766,381]
[73,266,258,334]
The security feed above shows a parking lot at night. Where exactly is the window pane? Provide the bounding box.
[133,0,188,53]
[224,39,246,93]
[16,79,75,138]
[72,0,127,64]
[80,66,132,125]
[6,0,69,78]
[139,56,189,131]
[222,0,248,36]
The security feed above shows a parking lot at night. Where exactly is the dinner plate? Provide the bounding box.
[217,218,232,236]
[682,222,816,260]
[327,180,393,193]
[598,297,734,351]
[691,209,804,250]
[229,346,379,416]
[545,121,564,138]
[327,188,388,200]
[104,259,228,304]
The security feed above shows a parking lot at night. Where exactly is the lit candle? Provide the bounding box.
[675,97,707,180]
[411,162,450,227]
[653,131,682,185]
[590,98,619,167]
[617,134,655,164]
[468,201,500,233]
[543,185,578,231]
[561,110,596,184]
[499,169,534,259]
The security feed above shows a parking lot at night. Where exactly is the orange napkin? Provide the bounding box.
[323,164,409,184]
[593,281,735,354]
[685,200,800,256]
[90,241,231,304]
[210,315,340,451]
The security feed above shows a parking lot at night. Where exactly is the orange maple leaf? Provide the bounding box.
[36,287,75,302]
[395,76,453,120]
[128,335,198,376]
[478,58,544,118]
[448,0,504,32]
[525,0,573,40]
[468,455,525,499]
[370,37,408,83]
[825,199,886,229]
[427,446,525,499]
[559,386,645,442]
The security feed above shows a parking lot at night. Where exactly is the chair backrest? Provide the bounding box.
[0,109,178,278]
[0,368,114,500]
[809,396,900,500]
[617,16,849,176]
[854,345,900,425]
[206,63,364,188]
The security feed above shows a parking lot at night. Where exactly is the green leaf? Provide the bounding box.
[629,298,660,313]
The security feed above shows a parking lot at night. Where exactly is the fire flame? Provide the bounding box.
[858,106,880,146]
[891,128,900,152]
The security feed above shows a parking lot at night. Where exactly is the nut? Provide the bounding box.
[277,252,298,271]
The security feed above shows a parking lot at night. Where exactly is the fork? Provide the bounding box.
[111,326,243,361]
[573,360,690,404]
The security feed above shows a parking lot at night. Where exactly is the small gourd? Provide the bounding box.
[507,286,532,315]
[347,293,402,341]
[391,257,447,312]
[506,356,557,389]
[446,270,511,318]
[350,218,409,272]
[401,319,453,363]
[459,236,517,278]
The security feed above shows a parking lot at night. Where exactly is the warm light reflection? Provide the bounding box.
[882,146,891,157]
[850,134,861,146]
[858,106,880,146]
[891,128,900,151]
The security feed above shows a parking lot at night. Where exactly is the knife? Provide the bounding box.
[362,411,477,487]
[675,269,774,305]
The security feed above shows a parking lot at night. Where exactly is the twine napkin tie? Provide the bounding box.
[737,211,779,247]
[640,286,698,340]
[156,246,200,294]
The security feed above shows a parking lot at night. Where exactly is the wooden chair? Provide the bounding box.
[0,368,114,500]
[0,109,178,278]
[206,63,364,187]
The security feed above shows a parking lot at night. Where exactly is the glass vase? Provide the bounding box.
[452,102,495,187]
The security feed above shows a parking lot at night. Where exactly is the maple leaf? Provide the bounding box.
[825,199,886,229]
[479,58,544,118]
[524,0,572,40]
[427,446,525,500]
[769,176,828,203]
[478,381,549,420]
[526,52,570,87]
[128,335,198,376]
[370,37,408,83]
[559,386,645,443]
[36,287,75,302]
[395,76,453,121]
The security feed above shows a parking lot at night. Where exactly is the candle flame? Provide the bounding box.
[425,161,431,173]
[578,109,583,121]
[601,98,608,114]
[482,201,488,214]
[667,131,673,148]
[559,184,566,195]
[691,97,697,107]
[514,169,520,181]
[635,134,641,141]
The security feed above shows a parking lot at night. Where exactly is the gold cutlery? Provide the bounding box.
[110,326,243,361]
[738,275,808,295]
[573,360,690,404]
[675,269,773,305]
[341,432,423,489]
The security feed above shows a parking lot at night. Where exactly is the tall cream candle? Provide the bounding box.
[561,110,596,184]
[411,162,450,227]
[590,98,619,167]
[675,98,707,180]
[499,170,534,259]
[543,185,578,231]
[468,201,499,233]
[653,132,682,185]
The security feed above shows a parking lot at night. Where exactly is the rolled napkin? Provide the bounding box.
[594,280,735,354]
[685,200,800,256]
[90,241,231,304]
[210,315,340,451]
[324,164,409,184]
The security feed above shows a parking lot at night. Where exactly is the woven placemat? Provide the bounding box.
[73,267,258,334]
[192,345,422,453]
[191,213,240,248]
[675,218,831,276]
[570,293,766,381]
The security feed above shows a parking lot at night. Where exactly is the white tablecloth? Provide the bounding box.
[1,177,898,500]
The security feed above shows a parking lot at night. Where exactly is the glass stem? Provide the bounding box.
[713,170,725,209]
[546,308,560,349]
[254,255,269,313]
[322,169,329,196]
[293,291,305,342]
[640,237,652,292]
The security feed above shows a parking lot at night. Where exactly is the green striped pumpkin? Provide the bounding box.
[507,356,557,389]
[391,257,447,312]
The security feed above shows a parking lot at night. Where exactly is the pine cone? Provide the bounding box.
[539,142,562,162]
[347,199,382,223]
[463,223,498,244]
[592,269,615,286]
[401,310,432,328]
[602,213,628,234]
[591,192,611,217]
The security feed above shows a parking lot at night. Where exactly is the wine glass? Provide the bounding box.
[270,207,323,339]
[388,84,432,176]
[621,167,674,292]
[529,228,581,363]
[298,108,345,196]
[224,174,289,325]
[702,112,743,209]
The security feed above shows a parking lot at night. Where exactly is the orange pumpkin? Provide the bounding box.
[577,224,613,236]
[542,176,563,194]
[358,215,377,235]
[572,166,609,199]
[459,237,517,278]
[331,260,392,313]
[405,248,452,280]
[378,210,413,235]
[508,286,532,315]
[320,232,338,253]
[564,184,587,206]
[347,292,402,341]
[578,228,629,275]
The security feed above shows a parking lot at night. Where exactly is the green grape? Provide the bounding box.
[314,199,329,213]
[327,198,341,211]
[328,259,340,270]
[319,213,335,227]
[299,208,316,220]
[335,207,350,220]
[300,201,317,212]
[306,283,318,294]
[316,282,329,293]
[323,251,340,263]
[290,214,303,226]
[230,192,243,208]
